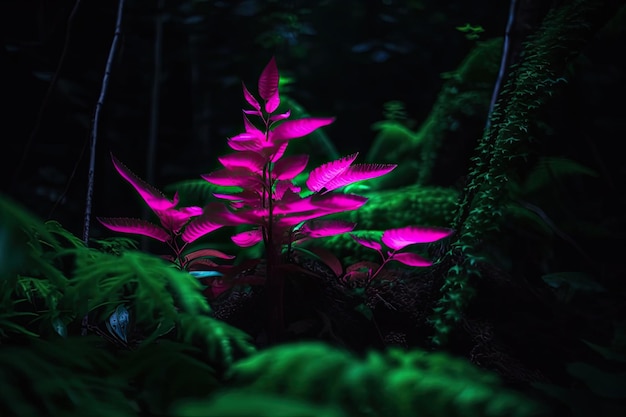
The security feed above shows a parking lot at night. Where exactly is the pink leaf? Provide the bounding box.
[310,193,368,211]
[270,117,335,142]
[300,219,355,238]
[155,203,202,233]
[242,82,261,112]
[182,203,244,243]
[349,234,382,251]
[110,153,175,211]
[97,217,170,243]
[275,211,325,227]
[243,115,264,135]
[381,226,454,251]
[218,151,266,172]
[269,110,291,122]
[272,154,309,180]
[201,168,262,188]
[269,141,289,163]
[185,248,235,262]
[273,180,300,201]
[302,247,343,277]
[320,163,397,192]
[306,153,358,192]
[389,252,433,267]
[258,57,280,113]
[231,228,263,247]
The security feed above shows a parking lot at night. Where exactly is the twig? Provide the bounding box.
[485,0,518,132]
[82,0,126,245]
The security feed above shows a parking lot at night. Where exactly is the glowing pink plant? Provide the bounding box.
[98,57,454,343]
[97,153,236,270]
[347,225,454,286]
[196,57,397,261]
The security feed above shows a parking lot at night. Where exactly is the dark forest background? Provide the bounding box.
[2,1,626,416]
[1,0,515,235]
[0,0,624,282]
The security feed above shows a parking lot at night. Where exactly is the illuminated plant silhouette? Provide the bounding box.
[99,57,453,342]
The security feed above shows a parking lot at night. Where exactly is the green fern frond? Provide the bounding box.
[171,391,348,417]
[116,339,220,414]
[380,348,544,417]
[176,312,256,368]
[0,336,136,417]
[71,249,210,331]
[224,342,547,417]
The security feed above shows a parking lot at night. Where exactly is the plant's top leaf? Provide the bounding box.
[258,56,280,113]
[270,117,335,142]
[242,81,261,113]
[306,153,359,192]
[389,251,432,267]
[97,217,170,243]
[382,225,454,251]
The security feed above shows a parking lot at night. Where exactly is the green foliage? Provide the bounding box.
[0,195,257,415]
[366,37,502,188]
[194,341,547,417]
[430,0,614,346]
[314,186,457,265]
[173,391,348,417]
[0,336,136,417]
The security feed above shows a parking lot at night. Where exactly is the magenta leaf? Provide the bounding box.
[273,180,301,201]
[270,117,335,142]
[306,153,359,192]
[218,151,265,172]
[320,163,397,193]
[389,252,433,267]
[156,203,203,233]
[310,193,368,211]
[381,225,454,251]
[97,217,170,243]
[110,153,176,211]
[258,57,280,113]
[184,248,235,263]
[300,219,355,238]
[272,154,309,180]
[349,234,382,251]
[231,228,263,247]
[183,203,244,243]
[301,246,343,277]
[242,82,261,112]
[269,110,291,122]
[201,168,262,188]
[270,141,289,163]
[243,115,264,135]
